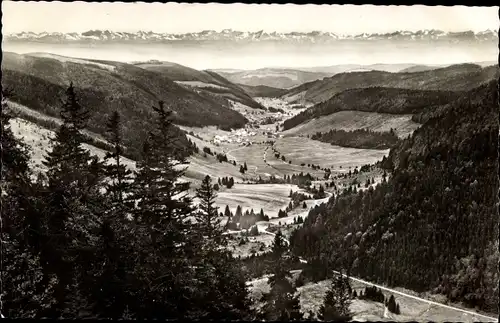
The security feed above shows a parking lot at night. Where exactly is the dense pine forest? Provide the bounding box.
[1,84,301,319]
[290,80,499,313]
[310,128,401,149]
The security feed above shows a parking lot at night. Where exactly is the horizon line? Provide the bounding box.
[5,28,498,36]
[4,51,495,71]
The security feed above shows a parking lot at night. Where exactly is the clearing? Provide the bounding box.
[282,111,421,139]
[274,137,389,171]
[215,183,305,218]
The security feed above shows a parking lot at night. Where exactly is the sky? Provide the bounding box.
[2,2,498,35]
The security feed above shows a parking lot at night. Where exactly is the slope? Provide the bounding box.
[282,87,460,130]
[236,84,288,98]
[282,111,420,139]
[9,115,248,190]
[213,68,332,89]
[282,63,499,105]
[135,61,265,109]
[290,80,499,313]
[1,52,248,158]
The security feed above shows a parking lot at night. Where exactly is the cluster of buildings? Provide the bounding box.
[211,128,257,146]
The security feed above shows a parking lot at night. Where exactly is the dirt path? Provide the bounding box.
[225,146,246,163]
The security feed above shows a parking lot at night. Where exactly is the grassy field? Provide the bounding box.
[225,231,276,258]
[274,137,389,171]
[228,143,328,179]
[265,148,325,177]
[228,144,283,178]
[282,111,421,139]
[215,183,303,218]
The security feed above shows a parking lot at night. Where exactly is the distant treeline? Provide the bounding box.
[310,128,401,150]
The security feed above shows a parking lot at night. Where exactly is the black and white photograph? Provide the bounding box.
[1,2,499,321]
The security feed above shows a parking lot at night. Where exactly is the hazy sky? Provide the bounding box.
[2,2,498,34]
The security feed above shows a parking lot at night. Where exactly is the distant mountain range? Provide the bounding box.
[5,29,498,43]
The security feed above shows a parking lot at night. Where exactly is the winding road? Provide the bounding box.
[331,270,497,321]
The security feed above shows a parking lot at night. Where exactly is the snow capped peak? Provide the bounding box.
[4,29,497,43]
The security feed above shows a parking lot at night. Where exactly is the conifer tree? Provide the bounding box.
[93,114,133,320]
[193,181,253,320]
[235,205,243,221]
[386,294,400,314]
[129,101,197,318]
[131,101,193,238]
[104,111,133,217]
[226,176,234,188]
[224,205,232,217]
[318,272,352,321]
[261,230,302,321]
[195,249,256,320]
[195,175,223,247]
[41,83,106,317]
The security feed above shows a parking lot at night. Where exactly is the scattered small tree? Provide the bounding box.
[318,272,352,321]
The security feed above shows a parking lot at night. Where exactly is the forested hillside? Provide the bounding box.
[236,84,288,98]
[290,80,499,312]
[283,87,459,130]
[282,63,498,105]
[2,52,248,158]
[214,68,332,89]
[135,61,265,110]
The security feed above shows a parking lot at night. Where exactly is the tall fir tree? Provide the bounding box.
[195,175,224,247]
[90,111,134,319]
[261,231,302,321]
[192,178,254,320]
[235,205,243,221]
[103,111,133,214]
[318,271,352,321]
[41,83,106,318]
[128,101,198,319]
